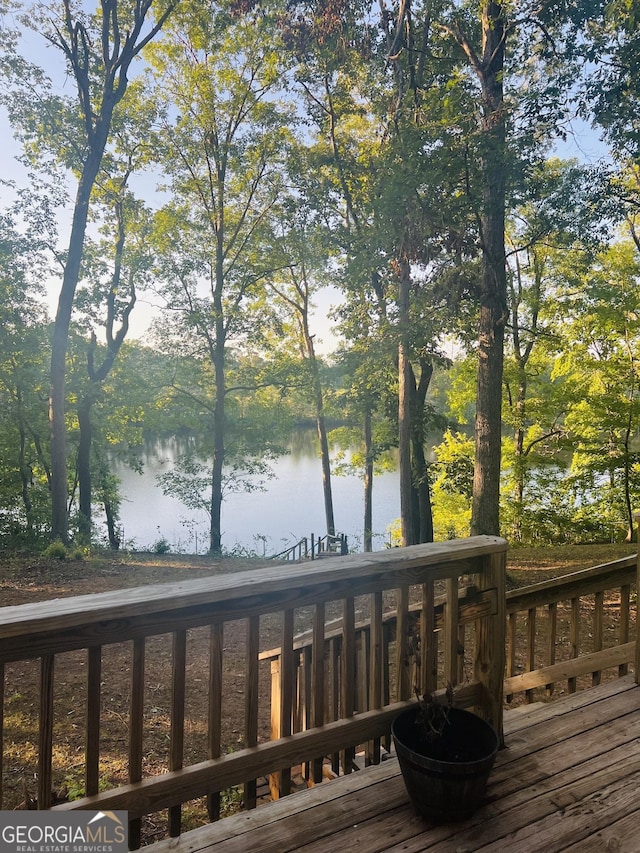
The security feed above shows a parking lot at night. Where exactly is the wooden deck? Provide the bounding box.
[150,675,640,853]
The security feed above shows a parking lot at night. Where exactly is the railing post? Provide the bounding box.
[474,548,506,743]
[268,658,282,799]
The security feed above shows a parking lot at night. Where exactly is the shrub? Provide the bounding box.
[43,540,67,560]
[152,536,171,554]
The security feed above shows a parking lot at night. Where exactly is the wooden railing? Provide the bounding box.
[0,536,506,847]
[263,554,640,733]
[270,536,309,561]
[504,554,639,702]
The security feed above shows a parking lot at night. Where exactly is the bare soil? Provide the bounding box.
[0,544,635,840]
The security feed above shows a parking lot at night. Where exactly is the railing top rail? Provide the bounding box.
[268,538,306,560]
[506,553,637,612]
[0,537,506,648]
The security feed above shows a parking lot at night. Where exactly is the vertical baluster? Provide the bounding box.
[208,622,223,821]
[568,597,580,693]
[169,630,186,837]
[381,622,392,753]
[457,623,466,683]
[86,646,102,797]
[129,638,145,850]
[301,645,312,782]
[244,616,259,809]
[38,655,54,809]
[280,610,296,768]
[619,585,630,677]
[269,609,294,800]
[341,597,355,775]
[592,591,604,687]
[444,578,459,688]
[526,608,536,704]
[506,611,517,702]
[303,646,312,729]
[311,603,325,783]
[419,581,436,696]
[281,614,295,785]
[354,628,369,712]
[329,636,341,773]
[269,658,282,797]
[367,591,383,765]
[293,651,303,735]
[396,585,410,700]
[546,603,557,697]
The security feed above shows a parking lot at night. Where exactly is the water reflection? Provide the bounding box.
[110,430,400,555]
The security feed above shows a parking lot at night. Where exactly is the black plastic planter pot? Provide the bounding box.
[391,706,499,823]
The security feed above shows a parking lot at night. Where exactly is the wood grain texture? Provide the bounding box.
[85,646,101,797]
[0,539,507,654]
[206,621,223,821]
[503,641,635,694]
[55,682,482,817]
[37,654,54,809]
[140,676,640,853]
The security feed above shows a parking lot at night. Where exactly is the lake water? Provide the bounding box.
[111,434,401,555]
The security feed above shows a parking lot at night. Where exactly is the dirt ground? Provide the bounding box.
[0,543,635,840]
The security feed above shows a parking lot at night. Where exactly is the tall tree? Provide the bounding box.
[268,207,337,537]
[383,0,607,536]
[4,0,175,542]
[74,186,150,543]
[148,3,293,553]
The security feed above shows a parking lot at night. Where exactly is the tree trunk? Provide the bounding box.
[47,0,174,544]
[272,267,336,539]
[470,1,508,537]
[306,336,335,537]
[410,358,434,543]
[623,375,636,543]
[77,396,93,544]
[209,246,227,554]
[18,421,33,535]
[398,257,415,546]
[94,459,121,550]
[209,370,226,554]
[104,496,121,549]
[363,405,373,552]
[50,150,104,543]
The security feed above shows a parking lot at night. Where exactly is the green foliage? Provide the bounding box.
[0,213,52,546]
[43,540,68,560]
[431,431,474,540]
[152,534,171,554]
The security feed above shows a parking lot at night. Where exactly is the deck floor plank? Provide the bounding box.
[560,808,640,852]
[148,676,640,853]
[503,674,638,735]
[419,739,640,851]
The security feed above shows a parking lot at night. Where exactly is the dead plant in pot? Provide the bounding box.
[392,682,499,822]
